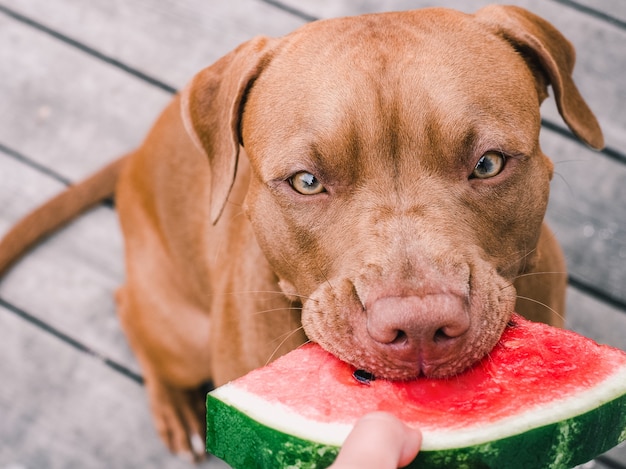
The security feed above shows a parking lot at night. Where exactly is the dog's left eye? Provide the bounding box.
[471,152,505,179]
[289,171,325,195]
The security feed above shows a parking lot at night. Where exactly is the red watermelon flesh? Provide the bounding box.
[207,314,626,468]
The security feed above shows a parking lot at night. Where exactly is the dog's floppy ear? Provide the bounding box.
[181,36,277,224]
[475,5,604,150]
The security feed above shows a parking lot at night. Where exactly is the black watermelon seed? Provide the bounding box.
[353,369,375,384]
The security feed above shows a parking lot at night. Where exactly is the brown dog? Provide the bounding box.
[0,5,603,461]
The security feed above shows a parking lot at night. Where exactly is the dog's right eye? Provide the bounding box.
[471,152,505,179]
[289,172,326,195]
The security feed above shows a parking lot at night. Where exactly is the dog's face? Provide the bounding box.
[240,11,555,379]
[186,6,602,380]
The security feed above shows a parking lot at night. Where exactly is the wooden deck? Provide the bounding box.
[0,0,624,467]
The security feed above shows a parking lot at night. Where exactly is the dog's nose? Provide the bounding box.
[366,294,470,363]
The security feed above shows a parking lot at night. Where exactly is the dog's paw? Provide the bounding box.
[145,379,207,461]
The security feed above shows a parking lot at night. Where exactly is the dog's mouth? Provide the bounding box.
[314,322,511,382]
[304,315,509,381]
[300,282,514,381]
[330,339,499,381]
[345,320,518,382]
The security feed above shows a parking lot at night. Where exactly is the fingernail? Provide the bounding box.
[191,433,205,455]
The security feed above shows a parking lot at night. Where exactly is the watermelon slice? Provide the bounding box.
[206,314,626,468]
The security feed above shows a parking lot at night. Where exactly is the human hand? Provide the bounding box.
[329,412,422,469]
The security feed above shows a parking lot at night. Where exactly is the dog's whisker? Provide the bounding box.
[499,246,536,274]
[515,295,565,323]
[253,306,303,316]
[265,326,306,366]
[224,290,315,302]
[498,280,517,294]
[512,271,567,281]
[554,158,587,166]
[312,261,335,294]
[273,250,323,302]
[210,236,227,266]
[277,249,298,274]
[552,171,575,197]
[223,198,246,214]
[501,223,565,276]
[297,339,313,348]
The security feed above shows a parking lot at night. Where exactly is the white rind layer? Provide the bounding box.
[210,364,626,450]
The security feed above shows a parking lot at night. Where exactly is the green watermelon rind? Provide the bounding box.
[206,386,626,469]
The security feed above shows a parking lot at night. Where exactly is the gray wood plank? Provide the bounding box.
[1,0,306,90]
[0,304,228,468]
[274,0,626,25]
[602,442,626,469]
[0,0,305,186]
[574,456,623,469]
[543,128,626,305]
[0,151,67,233]
[566,287,626,351]
[573,0,626,24]
[0,13,170,181]
[0,6,166,377]
[0,149,137,376]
